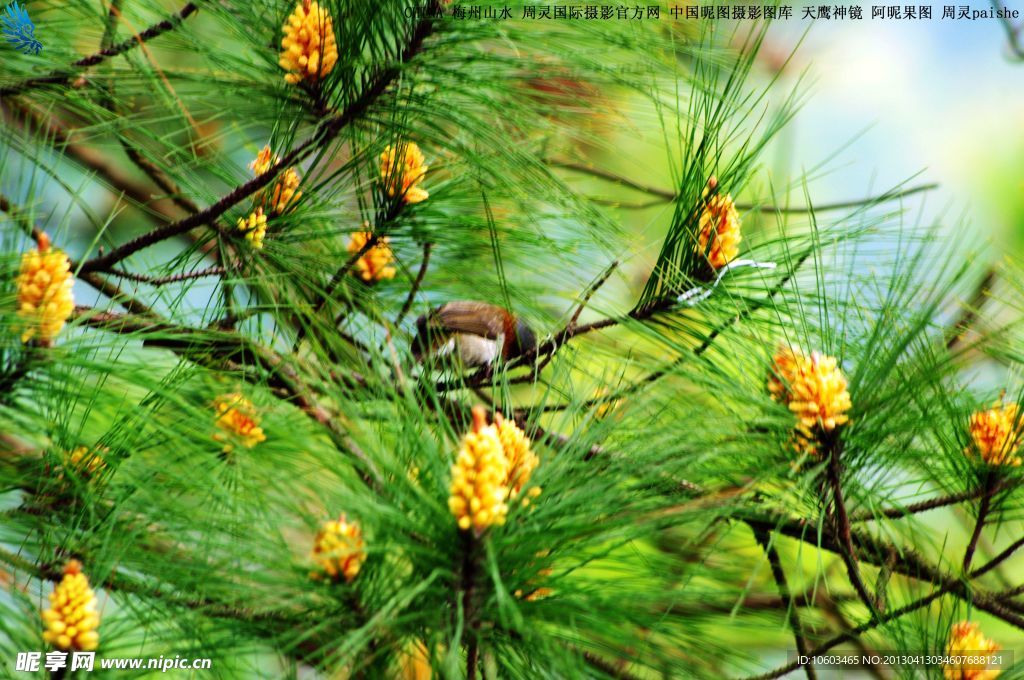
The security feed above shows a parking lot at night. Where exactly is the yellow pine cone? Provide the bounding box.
[236,208,269,249]
[212,393,267,453]
[311,514,366,582]
[449,407,510,533]
[944,621,1001,680]
[768,345,852,456]
[381,142,429,204]
[16,233,74,345]
[348,229,397,283]
[250,146,303,215]
[966,400,1023,466]
[269,167,302,215]
[66,446,107,475]
[41,560,100,652]
[279,0,338,85]
[494,413,540,500]
[695,177,741,270]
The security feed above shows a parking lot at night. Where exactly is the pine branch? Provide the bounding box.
[742,538,1024,679]
[751,528,817,680]
[395,242,433,328]
[70,307,381,485]
[547,159,938,213]
[848,477,1017,522]
[0,2,200,97]
[78,4,439,275]
[106,264,234,286]
[826,439,879,618]
[525,250,811,411]
[963,470,996,572]
[740,506,1024,632]
[2,100,186,223]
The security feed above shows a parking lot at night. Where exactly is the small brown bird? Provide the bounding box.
[412,301,537,367]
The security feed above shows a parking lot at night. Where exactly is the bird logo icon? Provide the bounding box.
[2,2,42,56]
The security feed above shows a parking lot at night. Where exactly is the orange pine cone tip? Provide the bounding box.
[249,147,302,215]
[471,405,488,431]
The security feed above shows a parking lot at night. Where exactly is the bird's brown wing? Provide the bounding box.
[431,301,508,339]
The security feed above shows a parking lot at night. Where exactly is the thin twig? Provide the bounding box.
[107,265,233,286]
[963,471,995,572]
[513,260,620,383]
[848,477,1016,522]
[826,439,879,618]
[2,101,184,223]
[395,242,433,328]
[0,3,200,97]
[548,159,938,213]
[751,528,817,680]
[741,539,1024,680]
[78,8,439,274]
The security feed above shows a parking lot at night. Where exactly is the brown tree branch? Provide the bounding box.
[395,242,434,328]
[740,533,1024,680]
[751,528,818,680]
[70,307,380,485]
[963,471,996,572]
[848,477,1016,522]
[107,264,234,286]
[78,6,439,275]
[826,440,878,617]
[547,159,938,213]
[2,100,185,223]
[0,3,200,98]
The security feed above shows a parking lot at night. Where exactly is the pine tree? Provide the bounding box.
[1,2,1021,678]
